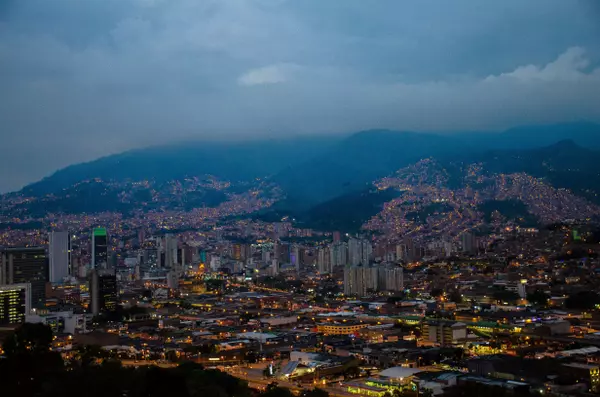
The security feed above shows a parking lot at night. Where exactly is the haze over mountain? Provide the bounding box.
[5,122,600,231]
[22,135,343,196]
[18,122,600,197]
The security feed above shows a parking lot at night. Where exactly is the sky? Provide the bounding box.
[1,0,600,193]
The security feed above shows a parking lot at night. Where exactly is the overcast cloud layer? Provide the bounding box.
[1,0,600,192]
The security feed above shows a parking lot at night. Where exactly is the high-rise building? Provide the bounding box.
[348,238,372,266]
[138,229,145,245]
[160,234,178,269]
[330,242,347,268]
[378,266,404,292]
[0,284,31,326]
[343,265,379,296]
[461,232,478,254]
[90,270,118,316]
[92,228,108,269]
[277,242,290,264]
[270,259,280,276]
[518,279,527,299]
[348,238,360,266]
[262,247,271,263]
[232,243,251,262]
[344,265,403,296]
[274,222,288,239]
[291,245,300,272]
[361,240,373,266]
[317,247,332,274]
[1,247,47,308]
[333,231,341,243]
[210,256,222,271]
[49,231,71,283]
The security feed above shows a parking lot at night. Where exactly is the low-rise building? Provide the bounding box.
[317,322,368,335]
[422,321,467,346]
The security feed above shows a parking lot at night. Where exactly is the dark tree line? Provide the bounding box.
[0,323,329,397]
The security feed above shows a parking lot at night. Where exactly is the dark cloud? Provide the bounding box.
[0,0,599,192]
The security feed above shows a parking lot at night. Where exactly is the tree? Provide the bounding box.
[343,366,360,380]
[313,294,326,304]
[566,291,600,309]
[179,300,193,310]
[302,388,329,397]
[387,294,405,304]
[262,382,294,397]
[0,323,260,397]
[245,351,259,363]
[449,290,463,304]
[0,323,63,396]
[492,290,519,303]
[2,322,54,358]
[526,290,548,307]
[420,389,434,397]
[72,344,109,367]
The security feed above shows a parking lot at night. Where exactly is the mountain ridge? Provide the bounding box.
[6,122,600,225]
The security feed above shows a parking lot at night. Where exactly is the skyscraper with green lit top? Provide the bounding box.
[92,228,108,269]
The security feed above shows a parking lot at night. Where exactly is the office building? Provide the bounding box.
[49,231,71,283]
[0,284,31,326]
[92,228,108,269]
[1,247,47,308]
[90,270,118,316]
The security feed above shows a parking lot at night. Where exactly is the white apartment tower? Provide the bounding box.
[49,231,71,283]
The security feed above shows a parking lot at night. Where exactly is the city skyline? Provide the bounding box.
[2,2,600,396]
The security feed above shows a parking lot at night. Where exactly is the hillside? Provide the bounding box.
[4,122,600,226]
[301,141,600,233]
[449,140,600,203]
[273,130,467,207]
[22,135,343,196]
